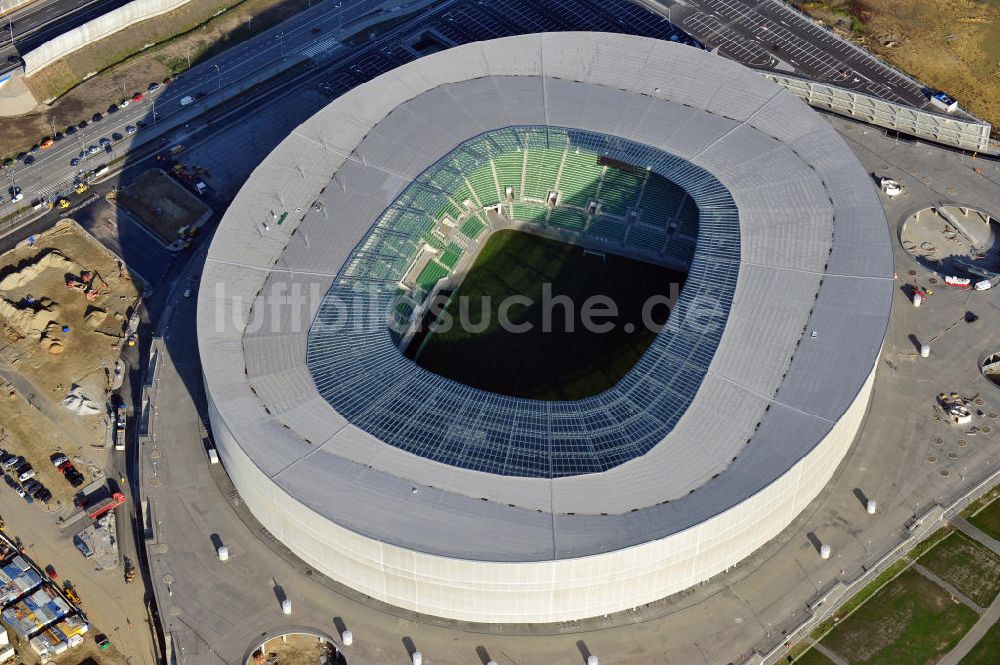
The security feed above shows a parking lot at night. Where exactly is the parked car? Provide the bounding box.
[29,144,39,154]
[136,120,148,129]
[104,144,112,154]
[66,125,77,135]
[21,491,32,504]
[44,565,57,580]
[78,120,88,129]
[87,145,100,155]
[119,99,129,108]
[98,137,110,146]
[147,82,160,92]
[17,466,35,483]
[54,132,64,141]
[195,91,207,100]
[3,474,17,489]
[50,453,68,467]
[39,138,53,149]
[70,158,80,167]
[23,155,34,165]
[3,455,23,470]
[13,484,25,499]
[131,92,143,102]
[92,113,103,122]
[69,474,84,488]
[111,132,122,141]
[23,479,41,495]
[125,125,137,135]
[107,104,118,114]
[35,488,51,503]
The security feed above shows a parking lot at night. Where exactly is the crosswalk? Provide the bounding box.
[299,37,342,60]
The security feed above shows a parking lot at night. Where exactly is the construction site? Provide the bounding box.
[0,220,140,509]
[115,168,212,248]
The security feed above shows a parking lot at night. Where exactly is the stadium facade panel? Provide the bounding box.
[199,32,893,623]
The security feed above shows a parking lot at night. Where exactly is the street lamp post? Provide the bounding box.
[213,64,221,91]
[279,32,285,58]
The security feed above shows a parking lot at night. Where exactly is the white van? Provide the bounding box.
[180,95,194,106]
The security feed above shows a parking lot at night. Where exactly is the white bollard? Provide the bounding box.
[487,661,498,665]
[217,545,229,561]
[867,499,877,515]
[587,657,599,665]
[921,343,930,358]
[341,630,352,646]
[281,598,292,615]
[820,543,832,559]
[913,292,922,307]
[412,652,422,665]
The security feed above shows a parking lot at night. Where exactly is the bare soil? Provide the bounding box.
[117,169,210,244]
[795,0,1000,137]
[0,0,315,158]
[0,220,139,508]
[252,634,340,665]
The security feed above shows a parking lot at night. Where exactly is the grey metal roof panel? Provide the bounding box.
[199,33,892,560]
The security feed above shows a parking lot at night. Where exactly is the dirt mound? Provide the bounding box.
[0,298,61,337]
[84,306,108,327]
[0,250,81,291]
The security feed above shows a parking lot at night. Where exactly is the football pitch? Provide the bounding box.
[414,230,686,400]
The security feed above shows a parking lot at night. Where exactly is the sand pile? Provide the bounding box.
[0,250,80,291]
[0,298,60,337]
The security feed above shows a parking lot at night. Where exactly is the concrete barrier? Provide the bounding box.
[762,72,994,154]
[22,0,194,74]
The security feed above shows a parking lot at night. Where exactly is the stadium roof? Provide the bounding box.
[199,32,893,561]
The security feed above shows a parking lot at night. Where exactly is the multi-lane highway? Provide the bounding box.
[0,0,413,211]
[0,0,136,75]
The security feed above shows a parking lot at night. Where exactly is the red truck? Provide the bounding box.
[86,492,126,519]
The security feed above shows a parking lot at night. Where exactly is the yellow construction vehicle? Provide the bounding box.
[63,582,81,605]
[57,198,70,209]
[74,183,89,195]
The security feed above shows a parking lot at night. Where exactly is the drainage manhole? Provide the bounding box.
[983,426,992,433]
[990,413,998,419]
[929,277,938,284]
[940,469,951,477]
[927,455,938,463]
[958,439,967,447]
[908,270,917,276]
[975,398,985,406]
[948,451,959,459]
[934,436,944,444]
[156,544,169,554]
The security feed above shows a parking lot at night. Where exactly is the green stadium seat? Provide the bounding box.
[512,203,548,224]
[523,148,563,199]
[598,167,643,216]
[549,208,587,231]
[415,260,449,292]
[588,216,627,242]
[627,225,667,253]
[439,243,463,269]
[460,217,487,240]
[468,164,500,207]
[558,151,602,208]
[493,152,524,200]
[637,175,687,229]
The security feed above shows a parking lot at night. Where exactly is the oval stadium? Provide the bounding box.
[198,32,893,623]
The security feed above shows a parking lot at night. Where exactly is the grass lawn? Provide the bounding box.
[822,568,978,665]
[918,531,1000,607]
[414,229,685,400]
[958,617,1000,665]
[792,647,837,665]
[968,492,1000,542]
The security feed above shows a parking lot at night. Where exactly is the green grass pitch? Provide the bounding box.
[414,229,685,400]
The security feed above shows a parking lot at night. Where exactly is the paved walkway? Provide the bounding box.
[912,563,983,613]
[936,595,1000,665]
[813,642,850,665]
[953,517,1000,556]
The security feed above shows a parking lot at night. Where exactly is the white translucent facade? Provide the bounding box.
[199,33,892,623]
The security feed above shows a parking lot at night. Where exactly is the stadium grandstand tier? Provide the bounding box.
[200,33,892,624]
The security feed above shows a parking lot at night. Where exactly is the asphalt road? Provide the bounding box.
[647,0,960,116]
[0,0,405,210]
[0,0,137,74]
